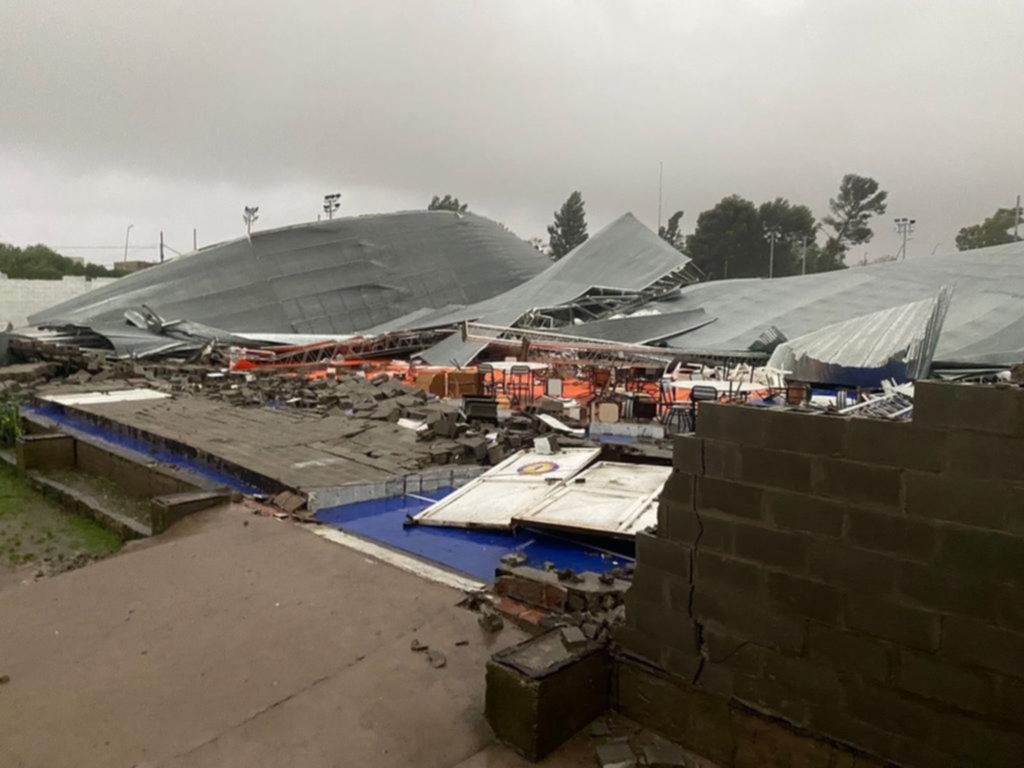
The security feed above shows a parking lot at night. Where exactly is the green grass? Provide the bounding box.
[0,464,122,568]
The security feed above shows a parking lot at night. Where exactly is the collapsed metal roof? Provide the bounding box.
[28,210,549,336]
[375,212,693,365]
[585,240,1024,367]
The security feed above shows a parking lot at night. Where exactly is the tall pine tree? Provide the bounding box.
[547,191,588,260]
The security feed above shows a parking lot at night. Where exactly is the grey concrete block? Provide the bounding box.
[693,509,734,554]
[841,678,935,743]
[701,440,741,480]
[844,418,947,472]
[914,380,1024,436]
[845,507,938,562]
[657,498,699,545]
[947,430,1024,483]
[763,490,844,537]
[846,595,941,651]
[672,436,703,475]
[733,673,812,727]
[810,457,902,508]
[898,562,999,626]
[738,445,813,494]
[904,470,1016,530]
[765,571,844,625]
[996,675,1024,727]
[933,711,1024,768]
[763,409,846,457]
[635,531,691,581]
[942,616,1024,678]
[696,477,763,521]
[761,650,843,703]
[694,550,763,594]
[806,625,889,682]
[696,402,769,446]
[693,583,806,653]
[938,527,1024,587]
[806,539,900,597]
[897,650,992,715]
[733,522,808,571]
[659,470,695,507]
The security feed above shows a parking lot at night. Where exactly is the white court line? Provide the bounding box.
[309,526,485,592]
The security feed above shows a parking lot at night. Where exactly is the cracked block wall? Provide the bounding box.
[618,381,1024,768]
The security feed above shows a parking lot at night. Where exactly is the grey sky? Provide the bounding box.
[1,0,1021,266]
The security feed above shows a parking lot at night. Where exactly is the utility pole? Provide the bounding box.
[243,206,259,235]
[323,193,341,220]
[764,227,781,279]
[895,217,916,260]
[1014,195,1021,241]
[801,235,808,275]
[123,224,133,262]
[655,161,663,231]
[159,231,164,263]
[193,228,197,251]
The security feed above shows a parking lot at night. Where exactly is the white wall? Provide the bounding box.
[0,273,118,328]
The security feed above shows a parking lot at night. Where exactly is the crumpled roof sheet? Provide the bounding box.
[767,287,952,386]
[383,213,691,365]
[585,240,1024,367]
[28,211,548,335]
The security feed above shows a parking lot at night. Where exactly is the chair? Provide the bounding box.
[478,363,496,397]
[507,364,534,406]
[689,385,720,432]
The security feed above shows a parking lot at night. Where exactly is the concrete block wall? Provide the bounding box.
[619,381,1024,768]
[0,274,117,328]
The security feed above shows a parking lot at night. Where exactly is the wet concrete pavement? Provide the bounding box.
[0,503,546,768]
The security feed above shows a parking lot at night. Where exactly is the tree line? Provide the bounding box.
[0,243,121,280]
[429,179,1022,277]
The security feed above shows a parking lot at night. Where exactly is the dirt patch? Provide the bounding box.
[0,463,122,590]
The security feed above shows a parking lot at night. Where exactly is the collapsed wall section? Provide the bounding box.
[617,382,1024,768]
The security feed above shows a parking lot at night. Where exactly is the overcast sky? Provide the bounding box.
[1,0,1021,266]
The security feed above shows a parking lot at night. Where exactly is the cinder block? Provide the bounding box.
[696,402,769,446]
[635,530,691,580]
[763,409,846,457]
[938,527,1024,587]
[625,592,696,646]
[702,629,766,675]
[844,507,938,562]
[733,522,808,571]
[733,673,812,727]
[763,490,844,537]
[810,457,902,509]
[996,675,1024,727]
[766,571,844,625]
[738,445,813,493]
[807,540,899,596]
[694,550,764,594]
[615,624,667,668]
[904,471,1015,530]
[693,583,806,653]
[672,436,703,475]
[657,498,699,544]
[942,616,1024,678]
[914,380,1024,436]
[696,477,763,521]
[933,711,1024,768]
[761,650,843,704]
[897,650,992,715]
[629,562,691,615]
[659,470,695,506]
[806,625,889,682]
[844,417,947,472]
[486,632,610,761]
[993,582,1024,633]
[694,509,734,554]
[846,595,940,651]
[947,431,1024,483]
[898,562,998,625]
[841,678,935,743]
[150,490,232,534]
[702,440,742,480]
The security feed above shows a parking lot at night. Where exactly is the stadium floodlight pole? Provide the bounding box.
[323,193,341,220]
[243,206,259,235]
[1015,195,1021,241]
[895,217,916,260]
[764,226,781,279]
[123,224,134,262]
